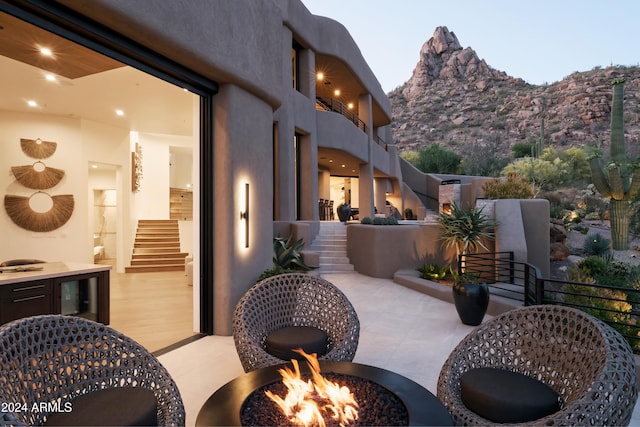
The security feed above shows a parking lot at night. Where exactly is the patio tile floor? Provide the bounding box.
[158,272,640,426]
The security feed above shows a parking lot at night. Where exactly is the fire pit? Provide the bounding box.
[196,360,453,426]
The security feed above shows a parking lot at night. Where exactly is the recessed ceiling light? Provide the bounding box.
[334,89,341,96]
[39,46,53,57]
[317,72,324,80]
[45,73,57,82]
[115,109,124,116]
[341,164,346,168]
[91,164,98,169]
[27,100,38,107]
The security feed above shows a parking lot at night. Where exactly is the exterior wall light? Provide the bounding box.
[240,182,249,248]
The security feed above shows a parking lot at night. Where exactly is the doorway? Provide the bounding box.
[0,5,216,348]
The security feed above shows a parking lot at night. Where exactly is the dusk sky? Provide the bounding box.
[301,0,640,92]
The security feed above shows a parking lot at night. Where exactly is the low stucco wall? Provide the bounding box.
[347,223,457,279]
[347,199,550,280]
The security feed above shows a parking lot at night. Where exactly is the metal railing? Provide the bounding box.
[316,97,367,133]
[460,252,640,353]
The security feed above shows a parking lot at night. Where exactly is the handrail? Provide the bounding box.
[315,96,368,133]
[460,252,640,353]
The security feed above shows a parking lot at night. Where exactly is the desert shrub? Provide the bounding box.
[373,217,386,225]
[408,143,461,174]
[512,142,534,158]
[549,204,565,219]
[482,173,533,199]
[583,233,611,257]
[502,155,569,193]
[576,256,608,278]
[459,135,509,177]
[563,283,633,325]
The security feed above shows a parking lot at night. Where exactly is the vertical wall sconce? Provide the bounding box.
[240,183,249,248]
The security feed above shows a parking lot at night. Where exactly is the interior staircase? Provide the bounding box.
[310,222,354,273]
[125,219,188,273]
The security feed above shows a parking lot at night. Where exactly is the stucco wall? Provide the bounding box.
[347,224,457,279]
[212,84,274,335]
[61,0,285,107]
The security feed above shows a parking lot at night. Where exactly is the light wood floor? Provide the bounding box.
[106,260,197,353]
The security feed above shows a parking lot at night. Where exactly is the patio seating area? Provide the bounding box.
[158,272,640,426]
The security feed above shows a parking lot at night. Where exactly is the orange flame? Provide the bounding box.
[265,349,358,427]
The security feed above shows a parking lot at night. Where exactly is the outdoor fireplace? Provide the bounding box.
[196,356,453,426]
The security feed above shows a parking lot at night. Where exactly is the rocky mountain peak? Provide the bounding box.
[402,26,519,99]
[389,27,640,164]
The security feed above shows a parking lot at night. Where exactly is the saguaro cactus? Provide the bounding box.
[589,78,640,250]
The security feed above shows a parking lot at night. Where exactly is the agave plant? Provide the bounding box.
[273,234,313,271]
[437,202,495,259]
[588,78,640,250]
[418,263,451,281]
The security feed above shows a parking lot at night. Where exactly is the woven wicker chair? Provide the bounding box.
[0,315,185,426]
[437,305,638,426]
[232,273,360,372]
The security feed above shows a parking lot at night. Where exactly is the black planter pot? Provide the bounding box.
[337,205,351,222]
[452,281,489,326]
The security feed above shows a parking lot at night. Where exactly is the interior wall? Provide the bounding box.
[0,111,87,263]
[0,110,193,267]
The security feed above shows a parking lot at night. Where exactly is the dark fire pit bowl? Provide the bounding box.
[195,361,453,426]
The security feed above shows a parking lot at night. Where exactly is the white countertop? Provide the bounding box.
[0,262,111,285]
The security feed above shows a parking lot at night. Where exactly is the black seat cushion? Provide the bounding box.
[44,387,158,426]
[460,367,561,423]
[264,326,329,361]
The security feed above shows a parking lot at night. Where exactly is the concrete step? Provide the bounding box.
[310,242,346,251]
[319,256,351,264]
[314,249,347,257]
[319,264,354,273]
[311,221,354,273]
[312,236,346,243]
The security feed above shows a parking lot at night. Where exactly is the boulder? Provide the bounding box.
[550,225,567,244]
[550,242,571,261]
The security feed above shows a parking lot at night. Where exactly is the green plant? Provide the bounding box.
[588,78,640,250]
[406,143,461,174]
[257,266,299,282]
[512,142,534,158]
[360,216,372,224]
[418,264,450,281]
[373,216,386,225]
[583,232,611,256]
[404,208,413,219]
[482,173,534,199]
[452,271,481,285]
[386,216,398,225]
[437,202,496,258]
[272,234,313,271]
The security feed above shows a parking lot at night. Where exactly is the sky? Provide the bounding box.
[300,0,640,93]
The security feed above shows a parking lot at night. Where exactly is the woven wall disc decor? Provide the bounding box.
[11,162,65,189]
[4,193,74,232]
[20,138,57,159]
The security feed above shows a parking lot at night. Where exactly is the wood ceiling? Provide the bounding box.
[0,11,195,137]
[0,12,124,79]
